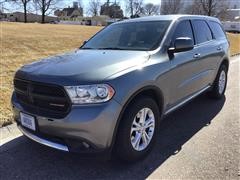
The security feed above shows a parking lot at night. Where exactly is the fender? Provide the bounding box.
[109,85,165,154]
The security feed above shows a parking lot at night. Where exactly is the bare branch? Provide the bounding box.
[188,0,230,20]
[161,0,182,15]
[9,0,31,22]
[125,0,144,18]
[144,3,160,15]
[34,0,61,23]
[88,0,100,16]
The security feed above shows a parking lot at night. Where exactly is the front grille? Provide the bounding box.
[14,78,71,118]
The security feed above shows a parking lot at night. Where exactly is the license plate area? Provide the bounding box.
[20,112,36,131]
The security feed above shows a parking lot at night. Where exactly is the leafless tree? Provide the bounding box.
[0,1,4,13]
[200,0,229,16]
[0,0,6,4]
[11,0,31,23]
[161,0,182,15]
[144,3,160,15]
[88,0,100,16]
[0,0,9,5]
[185,0,203,15]
[32,0,38,14]
[34,0,59,23]
[125,0,144,18]
[188,0,230,20]
[0,0,11,12]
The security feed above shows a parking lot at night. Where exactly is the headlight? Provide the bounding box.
[64,84,115,104]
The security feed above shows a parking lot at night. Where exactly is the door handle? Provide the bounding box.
[193,53,201,59]
[217,46,222,51]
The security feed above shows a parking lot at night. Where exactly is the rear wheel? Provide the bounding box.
[114,96,160,162]
[209,64,228,99]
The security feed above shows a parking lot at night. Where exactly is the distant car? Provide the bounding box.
[222,21,240,33]
[12,15,229,162]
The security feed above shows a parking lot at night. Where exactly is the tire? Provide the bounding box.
[114,96,160,162]
[209,64,228,99]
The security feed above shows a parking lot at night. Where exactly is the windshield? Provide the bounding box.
[81,21,171,51]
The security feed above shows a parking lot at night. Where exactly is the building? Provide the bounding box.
[0,10,7,20]
[100,1,123,19]
[6,12,58,23]
[59,15,111,26]
[54,2,83,19]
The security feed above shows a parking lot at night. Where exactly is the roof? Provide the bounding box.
[62,8,75,16]
[115,15,220,24]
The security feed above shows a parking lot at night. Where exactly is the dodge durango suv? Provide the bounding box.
[12,15,229,161]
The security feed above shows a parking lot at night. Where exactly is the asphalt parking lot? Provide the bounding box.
[0,56,239,179]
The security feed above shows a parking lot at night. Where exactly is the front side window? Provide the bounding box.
[173,20,194,41]
[81,21,171,51]
[192,20,213,44]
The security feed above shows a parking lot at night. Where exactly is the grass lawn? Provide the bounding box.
[0,22,240,127]
[227,33,240,55]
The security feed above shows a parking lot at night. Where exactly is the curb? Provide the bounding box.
[0,123,22,145]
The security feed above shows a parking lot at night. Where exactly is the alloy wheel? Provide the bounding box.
[130,108,155,151]
[218,70,226,94]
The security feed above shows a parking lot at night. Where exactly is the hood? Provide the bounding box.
[16,49,150,85]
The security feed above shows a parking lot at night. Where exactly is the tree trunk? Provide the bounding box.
[42,11,45,23]
[24,3,27,23]
[208,0,212,16]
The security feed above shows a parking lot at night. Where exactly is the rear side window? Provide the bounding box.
[173,20,194,41]
[208,21,226,39]
[192,20,213,44]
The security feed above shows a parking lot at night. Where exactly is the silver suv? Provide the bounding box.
[12,15,229,161]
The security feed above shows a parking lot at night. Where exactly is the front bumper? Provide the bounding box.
[18,125,69,151]
[12,92,122,153]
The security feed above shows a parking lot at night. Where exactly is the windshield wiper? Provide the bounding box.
[97,47,126,50]
[80,47,95,49]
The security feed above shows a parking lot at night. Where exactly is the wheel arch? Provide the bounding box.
[220,58,229,72]
[110,85,164,152]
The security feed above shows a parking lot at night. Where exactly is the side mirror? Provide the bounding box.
[169,37,194,53]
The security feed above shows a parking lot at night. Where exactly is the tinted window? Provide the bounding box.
[173,20,194,41]
[192,20,213,44]
[208,21,226,39]
[82,21,171,51]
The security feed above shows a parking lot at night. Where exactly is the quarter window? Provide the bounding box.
[192,20,213,44]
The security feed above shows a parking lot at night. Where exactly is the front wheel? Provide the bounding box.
[114,97,160,162]
[209,64,228,99]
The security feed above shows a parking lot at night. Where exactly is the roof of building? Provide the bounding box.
[62,8,76,16]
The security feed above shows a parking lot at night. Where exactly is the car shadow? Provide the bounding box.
[1,95,225,179]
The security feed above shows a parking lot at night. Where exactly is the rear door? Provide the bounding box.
[190,19,221,88]
[207,20,229,82]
